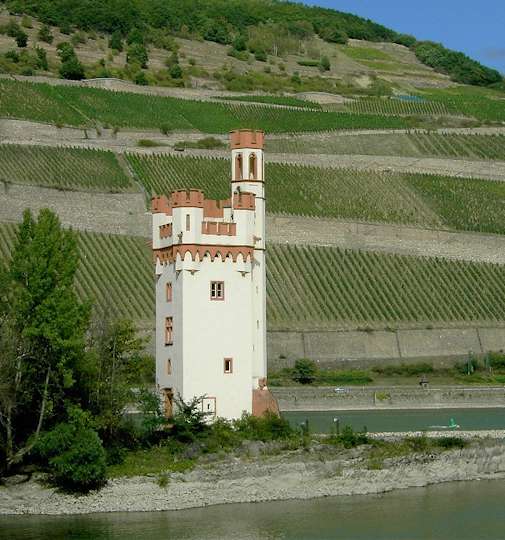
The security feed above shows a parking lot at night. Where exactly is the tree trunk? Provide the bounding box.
[6,366,51,469]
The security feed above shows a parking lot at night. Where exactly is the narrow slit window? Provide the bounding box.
[249,153,257,179]
[167,358,172,375]
[166,282,172,302]
[210,281,224,300]
[224,358,233,374]
[235,153,243,180]
[186,214,190,231]
[165,317,173,345]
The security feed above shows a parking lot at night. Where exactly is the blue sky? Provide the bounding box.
[309,1,505,73]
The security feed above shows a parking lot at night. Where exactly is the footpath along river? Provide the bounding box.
[2,479,505,539]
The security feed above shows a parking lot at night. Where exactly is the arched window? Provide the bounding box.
[249,153,257,180]
[235,153,243,180]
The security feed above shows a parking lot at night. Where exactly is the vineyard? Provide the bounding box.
[267,132,505,161]
[2,221,505,330]
[422,87,505,122]
[126,153,441,227]
[0,79,410,133]
[126,153,505,234]
[0,223,154,321]
[0,144,133,192]
[217,95,321,109]
[267,244,505,330]
[334,97,451,117]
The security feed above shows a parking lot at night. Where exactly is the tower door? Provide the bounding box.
[163,388,174,418]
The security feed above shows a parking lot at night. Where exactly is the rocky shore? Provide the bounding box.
[1,432,505,516]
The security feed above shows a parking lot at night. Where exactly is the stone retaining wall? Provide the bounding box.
[268,326,505,370]
[272,385,505,411]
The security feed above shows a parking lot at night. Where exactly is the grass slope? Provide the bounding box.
[2,222,505,330]
[0,79,409,133]
[0,144,133,192]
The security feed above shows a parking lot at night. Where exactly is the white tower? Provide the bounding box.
[151,129,277,420]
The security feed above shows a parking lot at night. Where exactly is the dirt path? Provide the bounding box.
[0,183,150,237]
[267,216,505,265]
[2,182,503,265]
[3,119,505,181]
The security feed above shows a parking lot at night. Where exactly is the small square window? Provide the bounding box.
[167,359,172,375]
[224,358,233,374]
[166,282,172,302]
[210,281,224,301]
[165,317,173,346]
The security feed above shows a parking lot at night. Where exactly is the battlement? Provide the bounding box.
[230,129,264,150]
[152,190,255,218]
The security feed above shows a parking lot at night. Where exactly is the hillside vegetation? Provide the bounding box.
[267,133,505,161]
[2,0,501,87]
[2,222,505,330]
[0,79,410,132]
[0,222,154,320]
[126,153,505,235]
[0,144,134,191]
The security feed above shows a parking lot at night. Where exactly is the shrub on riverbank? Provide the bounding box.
[35,407,107,493]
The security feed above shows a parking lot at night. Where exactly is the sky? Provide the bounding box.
[308,1,505,74]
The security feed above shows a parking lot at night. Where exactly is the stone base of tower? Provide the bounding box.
[252,387,280,417]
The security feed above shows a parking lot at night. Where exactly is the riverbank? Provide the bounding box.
[2,433,505,515]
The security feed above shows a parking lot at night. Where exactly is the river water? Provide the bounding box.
[2,480,505,539]
[284,407,505,433]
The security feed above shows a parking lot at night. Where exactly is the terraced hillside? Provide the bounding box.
[0,144,134,191]
[0,222,154,321]
[0,79,410,133]
[126,153,505,235]
[267,133,505,160]
[2,222,505,331]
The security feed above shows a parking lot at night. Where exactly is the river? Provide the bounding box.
[283,407,505,433]
[2,480,505,539]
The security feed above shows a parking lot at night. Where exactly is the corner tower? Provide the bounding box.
[151,129,276,420]
[230,129,267,393]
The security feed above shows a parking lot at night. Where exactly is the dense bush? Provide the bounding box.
[372,363,434,377]
[487,352,505,370]
[292,358,317,384]
[413,41,502,87]
[35,408,107,492]
[329,425,369,448]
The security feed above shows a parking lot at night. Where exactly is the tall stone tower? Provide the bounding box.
[151,129,277,420]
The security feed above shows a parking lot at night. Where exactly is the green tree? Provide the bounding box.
[127,27,145,46]
[15,30,28,48]
[169,63,183,79]
[60,55,85,80]
[35,47,48,70]
[319,55,330,72]
[56,41,75,62]
[134,70,148,85]
[126,43,148,68]
[232,34,247,52]
[78,317,152,443]
[0,209,90,471]
[37,24,54,44]
[110,30,123,52]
